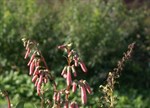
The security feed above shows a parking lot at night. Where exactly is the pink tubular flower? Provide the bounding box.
[58,45,66,49]
[61,66,67,76]
[79,62,87,72]
[71,65,77,77]
[66,66,72,86]
[44,76,48,84]
[72,82,77,93]
[83,81,92,94]
[32,75,38,82]
[24,48,30,59]
[27,52,35,66]
[37,85,41,96]
[56,92,61,102]
[63,73,67,78]
[29,59,35,75]
[38,74,43,85]
[33,66,40,75]
[35,59,40,67]
[36,74,43,95]
[73,56,78,67]
[75,103,79,108]
[81,86,87,104]
[53,92,57,101]
[70,102,75,108]
[64,101,69,108]
[34,79,38,87]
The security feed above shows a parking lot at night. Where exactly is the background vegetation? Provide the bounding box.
[0,0,149,107]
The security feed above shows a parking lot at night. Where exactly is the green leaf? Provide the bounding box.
[16,101,24,108]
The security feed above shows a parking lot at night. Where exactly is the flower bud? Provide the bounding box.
[37,79,41,96]
[38,74,43,86]
[29,59,35,75]
[83,81,92,94]
[81,86,87,104]
[34,79,38,87]
[44,77,48,84]
[56,92,61,102]
[33,66,40,75]
[79,62,87,72]
[32,75,38,82]
[25,40,30,50]
[58,45,66,49]
[35,59,40,67]
[71,65,77,77]
[72,82,77,93]
[61,66,67,76]
[75,103,79,108]
[73,56,78,67]
[64,101,69,108]
[53,92,57,101]
[27,52,35,66]
[24,48,30,59]
[63,73,67,78]
[67,66,72,86]
[70,102,75,108]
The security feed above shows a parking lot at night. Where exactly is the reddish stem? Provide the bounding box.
[5,94,11,108]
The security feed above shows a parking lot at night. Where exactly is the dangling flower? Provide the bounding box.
[81,85,87,104]
[71,65,77,77]
[32,75,38,82]
[61,66,67,76]
[56,92,61,102]
[75,103,79,108]
[29,59,35,75]
[70,102,75,108]
[64,101,69,108]
[24,48,30,59]
[27,52,36,66]
[53,92,57,101]
[73,55,78,67]
[79,61,87,72]
[83,80,92,94]
[36,73,43,95]
[72,82,77,93]
[66,66,72,86]
[58,45,66,49]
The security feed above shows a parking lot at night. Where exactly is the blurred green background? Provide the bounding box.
[0,0,149,108]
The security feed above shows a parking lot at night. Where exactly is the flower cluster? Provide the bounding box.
[22,38,51,96]
[58,44,92,106]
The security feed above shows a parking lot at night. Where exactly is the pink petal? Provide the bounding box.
[64,101,69,108]
[75,103,79,108]
[53,92,57,101]
[56,92,61,102]
[58,45,66,49]
[32,75,38,82]
[71,65,77,77]
[70,102,75,108]
[67,66,72,86]
[80,62,87,72]
[33,66,40,75]
[72,82,77,93]
[29,60,35,75]
[81,86,87,104]
[34,79,38,87]
[27,52,35,66]
[61,66,67,76]
[24,48,30,59]
[83,81,92,94]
